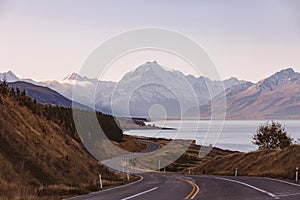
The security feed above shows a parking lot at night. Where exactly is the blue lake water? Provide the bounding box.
[124,120,300,152]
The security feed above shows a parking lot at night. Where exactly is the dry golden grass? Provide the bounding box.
[0,94,139,199]
[140,137,300,181]
[113,135,147,153]
[193,145,300,180]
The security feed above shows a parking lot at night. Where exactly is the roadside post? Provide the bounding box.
[99,174,103,190]
[122,164,125,172]
[158,160,161,172]
[127,171,130,181]
[296,167,299,182]
[235,168,238,177]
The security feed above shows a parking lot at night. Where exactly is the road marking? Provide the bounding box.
[120,187,158,200]
[263,177,300,187]
[214,177,278,199]
[65,175,145,200]
[177,177,200,199]
[277,192,300,197]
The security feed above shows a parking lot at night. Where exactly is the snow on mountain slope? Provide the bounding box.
[103,61,247,116]
[1,65,300,119]
[41,74,116,109]
[201,67,300,119]
[0,71,20,82]
[107,61,194,116]
[0,63,249,116]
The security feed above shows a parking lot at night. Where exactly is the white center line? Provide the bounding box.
[121,187,158,200]
[214,177,278,199]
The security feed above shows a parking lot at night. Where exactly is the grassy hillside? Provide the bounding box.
[146,137,300,181]
[193,145,300,180]
[155,138,300,181]
[0,81,138,199]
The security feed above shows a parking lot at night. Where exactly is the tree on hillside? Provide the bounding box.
[0,80,9,94]
[253,121,293,150]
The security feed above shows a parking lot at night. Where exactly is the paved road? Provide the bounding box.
[137,139,160,153]
[67,173,300,200]
[68,140,300,199]
[101,140,160,173]
[67,173,198,200]
[197,176,300,200]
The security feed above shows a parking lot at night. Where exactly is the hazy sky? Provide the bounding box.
[0,0,300,82]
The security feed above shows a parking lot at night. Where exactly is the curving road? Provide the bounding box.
[67,173,199,200]
[198,176,300,200]
[137,139,160,153]
[67,139,300,200]
[67,173,300,200]
[101,139,161,173]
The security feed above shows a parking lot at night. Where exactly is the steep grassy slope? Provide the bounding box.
[0,85,132,199]
[151,138,300,181]
[193,145,300,180]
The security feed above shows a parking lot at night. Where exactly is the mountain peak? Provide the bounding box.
[128,61,166,77]
[255,67,298,93]
[63,72,80,81]
[266,67,297,81]
[0,71,19,82]
[141,60,162,69]
[62,73,99,82]
[276,67,295,76]
[146,60,158,64]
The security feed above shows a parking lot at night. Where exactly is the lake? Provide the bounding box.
[124,120,300,152]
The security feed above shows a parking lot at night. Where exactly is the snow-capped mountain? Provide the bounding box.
[100,61,247,116]
[202,68,300,119]
[258,68,297,91]
[0,71,19,82]
[8,61,244,116]
[0,71,37,84]
[62,72,99,83]
[185,75,248,105]
[2,63,300,119]
[40,73,116,109]
[107,61,196,116]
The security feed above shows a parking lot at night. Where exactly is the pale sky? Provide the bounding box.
[0,0,300,82]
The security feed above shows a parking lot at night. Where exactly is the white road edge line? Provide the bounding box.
[213,177,278,199]
[93,175,144,193]
[263,177,300,187]
[120,187,158,200]
[277,192,300,197]
[64,175,144,200]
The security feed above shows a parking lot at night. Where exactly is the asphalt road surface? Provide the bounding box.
[101,140,161,173]
[198,176,300,200]
[137,139,160,153]
[67,173,198,200]
[67,173,300,200]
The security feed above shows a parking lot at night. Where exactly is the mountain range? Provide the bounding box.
[1,61,299,119]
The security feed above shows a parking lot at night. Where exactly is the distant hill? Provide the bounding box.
[8,81,91,110]
[8,81,73,107]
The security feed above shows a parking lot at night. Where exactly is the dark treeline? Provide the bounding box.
[0,80,123,142]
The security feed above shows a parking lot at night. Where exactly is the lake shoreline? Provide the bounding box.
[124,120,300,152]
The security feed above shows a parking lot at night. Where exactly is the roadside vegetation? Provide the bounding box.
[0,80,143,199]
[1,80,123,142]
[253,121,293,150]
